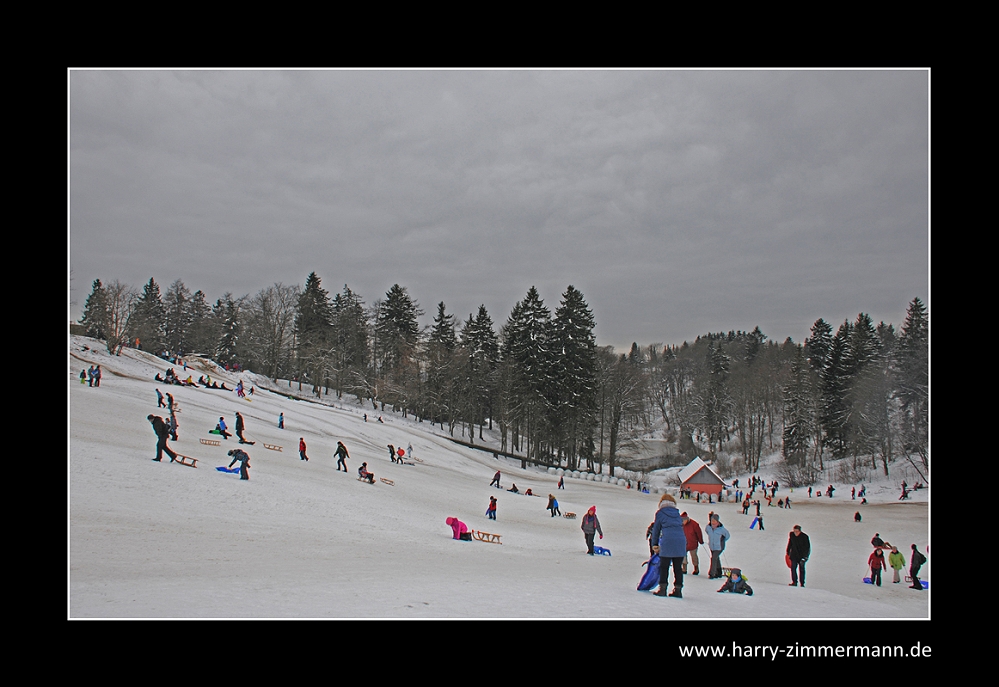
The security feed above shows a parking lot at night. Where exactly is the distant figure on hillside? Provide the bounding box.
[854,511,862,522]
[826,485,835,497]
[156,388,164,408]
[490,471,501,488]
[397,447,406,462]
[388,444,397,462]
[216,417,231,440]
[507,484,519,494]
[335,441,350,471]
[80,369,87,385]
[299,438,309,462]
[486,496,497,520]
[278,413,284,429]
[557,476,564,490]
[148,414,177,463]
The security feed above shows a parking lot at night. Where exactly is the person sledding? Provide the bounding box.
[717,568,753,596]
[358,462,375,484]
[216,417,232,440]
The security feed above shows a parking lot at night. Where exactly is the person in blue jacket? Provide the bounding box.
[650,494,687,598]
[706,513,731,579]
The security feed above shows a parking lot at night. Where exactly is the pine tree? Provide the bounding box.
[163,279,193,356]
[330,284,369,399]
[295,272,333,392]
[214,294,240,367]
[79,279,108,340]
[500,286,552,463]
[549,285,598,470]
[187,290,217,356]
[782,346,815,465]
[896,297,928,471]
[131,278,166,353]
[374,284,423,409]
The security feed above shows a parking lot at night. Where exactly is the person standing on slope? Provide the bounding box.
[681,512,704,576]
[580,506,603,555]
[889,545,906,584]
[787,524,811,587]
[705,513,730,579]
[490,470,501,488]
[299,438,309,462]
[486,496,497,521]
[650,495,686,598]
[335,441,350,471]
[147,414,178,463]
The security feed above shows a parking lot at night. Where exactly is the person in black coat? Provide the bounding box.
[147,414,178,462]
[909,544,927,590]
[786,525,811,587]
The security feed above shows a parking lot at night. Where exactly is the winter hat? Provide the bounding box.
[446,517,454,525]
[680,512,688,518]
[659,494,676,506]
[588,506,596,513]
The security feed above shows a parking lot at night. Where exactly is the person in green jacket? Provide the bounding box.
[888,545,906,584]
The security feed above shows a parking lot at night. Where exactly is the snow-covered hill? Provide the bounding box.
[69,336,929,619]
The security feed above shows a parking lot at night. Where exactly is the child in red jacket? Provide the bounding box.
[868,548,887,587]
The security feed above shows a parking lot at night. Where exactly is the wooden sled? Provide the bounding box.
[564,512,577,519]
[472,530,502,544]
[412,457,424,463]
[263,443,283,452]
[379,478,395,486]
[174,454,198,468]
[200,438,221,446]
[357,476,375,485]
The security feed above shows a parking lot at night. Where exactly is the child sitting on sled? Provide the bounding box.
[717,568,754,596]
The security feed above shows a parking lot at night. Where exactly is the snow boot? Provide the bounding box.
[653,585,669,597]
[669,588,683,599]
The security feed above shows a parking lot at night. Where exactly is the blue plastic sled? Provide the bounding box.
[637,554,660,591]
[593,546,612,556]
[216,466,240,473]
[750,517,759,529]
[865,577,928,588]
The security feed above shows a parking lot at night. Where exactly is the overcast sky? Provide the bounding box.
[68,69,929,351]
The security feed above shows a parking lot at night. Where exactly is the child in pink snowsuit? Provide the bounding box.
[446,517,469,540]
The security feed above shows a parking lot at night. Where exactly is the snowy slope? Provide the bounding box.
[69,336,929,619]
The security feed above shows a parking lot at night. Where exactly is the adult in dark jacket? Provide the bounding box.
[787,525,811,587]
[580,506,603,555]
[681,511,704,575]
[334,441,350,471]
[909,544,927,590]
[235,412,253,444]
[147,414,178,462]
[650,494,686,598]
